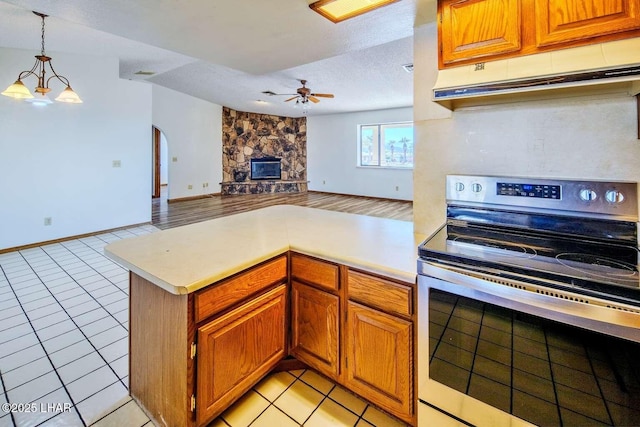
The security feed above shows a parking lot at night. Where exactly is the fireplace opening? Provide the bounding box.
[250,157,281,180]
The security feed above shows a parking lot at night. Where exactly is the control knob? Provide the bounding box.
[579,189,597,202]
[471,183,483,193]
[454,182,465,192]
[605,190,624,204]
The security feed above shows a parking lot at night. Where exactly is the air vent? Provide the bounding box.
[262,90,277,96]
[402,63,413,73]
[134,71,156,76]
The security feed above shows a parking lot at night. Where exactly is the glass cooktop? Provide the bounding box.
[419,224,640,305]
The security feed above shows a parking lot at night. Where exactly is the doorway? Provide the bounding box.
[152,126,168,199]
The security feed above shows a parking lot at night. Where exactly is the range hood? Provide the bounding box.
[433,37,640,110]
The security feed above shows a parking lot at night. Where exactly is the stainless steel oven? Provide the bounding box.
[417,175,640,427]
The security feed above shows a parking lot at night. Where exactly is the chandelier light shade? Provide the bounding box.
[1,11,82,104]
[309,0,401,23]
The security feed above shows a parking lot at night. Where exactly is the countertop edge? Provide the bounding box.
[104,206,421,294]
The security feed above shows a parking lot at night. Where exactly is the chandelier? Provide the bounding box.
[2,12,82,104]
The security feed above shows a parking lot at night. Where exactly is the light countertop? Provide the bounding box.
[104,205,426,295]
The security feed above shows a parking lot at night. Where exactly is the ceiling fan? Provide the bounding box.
[263,80,334,104]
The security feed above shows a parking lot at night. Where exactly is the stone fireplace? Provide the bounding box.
[221,107,308,195]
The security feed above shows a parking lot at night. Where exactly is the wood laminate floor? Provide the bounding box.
[153,188,413,229]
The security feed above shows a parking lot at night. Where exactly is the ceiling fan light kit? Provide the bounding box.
[309,0,401,23]
[2,11,82,104]
[263,79,334,114]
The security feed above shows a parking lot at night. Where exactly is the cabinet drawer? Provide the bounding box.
[194,255,287,323]
[291,253,339,292]
[347,270,412,318]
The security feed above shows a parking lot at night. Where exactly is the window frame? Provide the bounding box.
[357,121,414,170]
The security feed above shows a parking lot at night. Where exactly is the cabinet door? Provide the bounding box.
[535,0,640,47]
[290,281,340,378]
[346,301,413,421]
[196,285,286,426]
[440,0,521,65]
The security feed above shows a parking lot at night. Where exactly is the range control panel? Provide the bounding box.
[446,175,638,219]
[497,182,561,199]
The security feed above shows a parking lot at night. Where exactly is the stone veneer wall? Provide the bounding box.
[221,107,307,195]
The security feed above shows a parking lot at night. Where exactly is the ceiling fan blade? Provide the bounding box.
[310,93,334,98]
[308,96,320,103]
[284,96,298,102]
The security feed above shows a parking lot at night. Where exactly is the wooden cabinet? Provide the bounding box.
[196,285,286,425]
[290,254,341,379]
[129,255,288,427]
[439,0,640,67]
[194,256,287,322]
[345,270,415,425]
[346,302,413,420]
[130,252,416,427]
[440,0,521,65]
[290,281,340,378]
[535,0,640,47]
[290,252,339,292]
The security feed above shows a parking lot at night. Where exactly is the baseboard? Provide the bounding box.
[308,190,412,203]
[167,193,220,203]
[0,222,152,254]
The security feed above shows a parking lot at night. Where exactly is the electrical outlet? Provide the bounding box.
[395,186,399,191]
[44,217,52,226]
[322,180,326,185]
[172,157,178,162]
[188,184,193,190]
[112,160,121,168]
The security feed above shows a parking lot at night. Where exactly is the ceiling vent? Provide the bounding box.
[402,63,414,73]
[134,71,156,76]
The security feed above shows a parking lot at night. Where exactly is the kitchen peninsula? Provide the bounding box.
[105,205,425,427]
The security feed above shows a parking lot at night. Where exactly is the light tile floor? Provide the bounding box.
[0,226,410,427]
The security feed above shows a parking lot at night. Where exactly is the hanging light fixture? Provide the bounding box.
[293,97,312,114]
[2,11,82,104]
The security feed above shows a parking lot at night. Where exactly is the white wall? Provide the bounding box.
[307,108,414,200]
[152,85,222,200]
[0,48,152,250]
[412,22,640,235]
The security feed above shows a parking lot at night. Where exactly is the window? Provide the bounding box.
[359,122,413,168]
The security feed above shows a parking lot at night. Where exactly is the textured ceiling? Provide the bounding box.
[0,0,435,117]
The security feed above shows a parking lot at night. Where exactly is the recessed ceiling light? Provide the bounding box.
[309,0,401,23]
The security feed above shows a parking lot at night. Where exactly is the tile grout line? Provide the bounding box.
[242,374,297,426]
[24,246,131,394]
[0,259,86,427]
[83,398,141,427]
[0,332,17,427]
[14,248,132,420]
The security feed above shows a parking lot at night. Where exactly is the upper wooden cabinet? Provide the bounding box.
[439,0,640,67]
[440,0,522,65]
[536,0,640,47]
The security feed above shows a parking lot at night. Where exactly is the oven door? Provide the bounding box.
[417,261,640,427]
